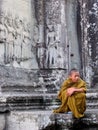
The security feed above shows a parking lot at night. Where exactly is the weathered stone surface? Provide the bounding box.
[0,0,38,69]
[0,89,98,113]
[0,66,67,94]
[79,0,98,86]
[0,0,98,130]
[0,0,97,84]
[4,111,98,130]
[0,114,6,130]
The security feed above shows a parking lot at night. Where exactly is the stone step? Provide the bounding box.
[0,91,98,112]
[1,82,57,93]
[4,110,98,130]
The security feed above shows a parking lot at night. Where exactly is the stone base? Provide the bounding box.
[1,110,98,130]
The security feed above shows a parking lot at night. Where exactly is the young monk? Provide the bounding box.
[53,68,87,118]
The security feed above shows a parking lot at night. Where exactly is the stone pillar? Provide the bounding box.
[65,0,81,70]
[33,0,45,69]
[79,0,98,87]
[0,0,38,69]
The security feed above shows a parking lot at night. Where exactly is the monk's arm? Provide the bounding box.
[67,82,86,96]
[73,81,86,93]
[74,88,85,93]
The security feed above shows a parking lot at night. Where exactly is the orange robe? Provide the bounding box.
[54,78,87,118]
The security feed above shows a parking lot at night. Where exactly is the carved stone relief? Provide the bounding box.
[14,15,23,63]
[0,0,98,87]
[0,12,7,43]
[5,12,15,63]
[0,10,37,68]
[45,24,64,68]
[0,12,7,64]
[44,0,66,69]
[21,20,31,60]
[0,0,38,69]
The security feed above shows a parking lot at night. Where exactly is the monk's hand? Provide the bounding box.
[66,87,75,96]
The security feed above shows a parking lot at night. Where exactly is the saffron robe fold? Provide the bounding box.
[54,78,87,118]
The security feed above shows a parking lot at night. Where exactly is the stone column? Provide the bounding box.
[79,0,98,87]
[33,0,45,69]
[65,0,81,70]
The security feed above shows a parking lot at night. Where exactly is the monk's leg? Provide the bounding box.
[67,95,85,118]
[75,93,86,114]
[53,91,69,113]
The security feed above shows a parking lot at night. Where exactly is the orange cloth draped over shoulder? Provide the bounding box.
[54,78,87,118]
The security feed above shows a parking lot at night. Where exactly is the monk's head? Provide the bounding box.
[69,68,80,82]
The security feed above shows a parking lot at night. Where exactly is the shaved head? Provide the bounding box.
[69,68,79,76]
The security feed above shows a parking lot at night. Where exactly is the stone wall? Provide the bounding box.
[0,0,98,130]
[79,0,98,87]
[0,0,98,87]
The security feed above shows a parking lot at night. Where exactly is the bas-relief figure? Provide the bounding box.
[14,15,23,64]
[5,13,15,64]
[45,25,64,68]
[46,25,57,68]
[0,12,7,43]
[22,20,31,60]
[20,21,33,68]
[0,12,7,64]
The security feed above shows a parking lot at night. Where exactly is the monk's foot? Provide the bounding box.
[73,114,85,119]
[53,109,66,113]
[53,109,60,113]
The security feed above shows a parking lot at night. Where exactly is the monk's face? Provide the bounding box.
[70,72,80,82]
